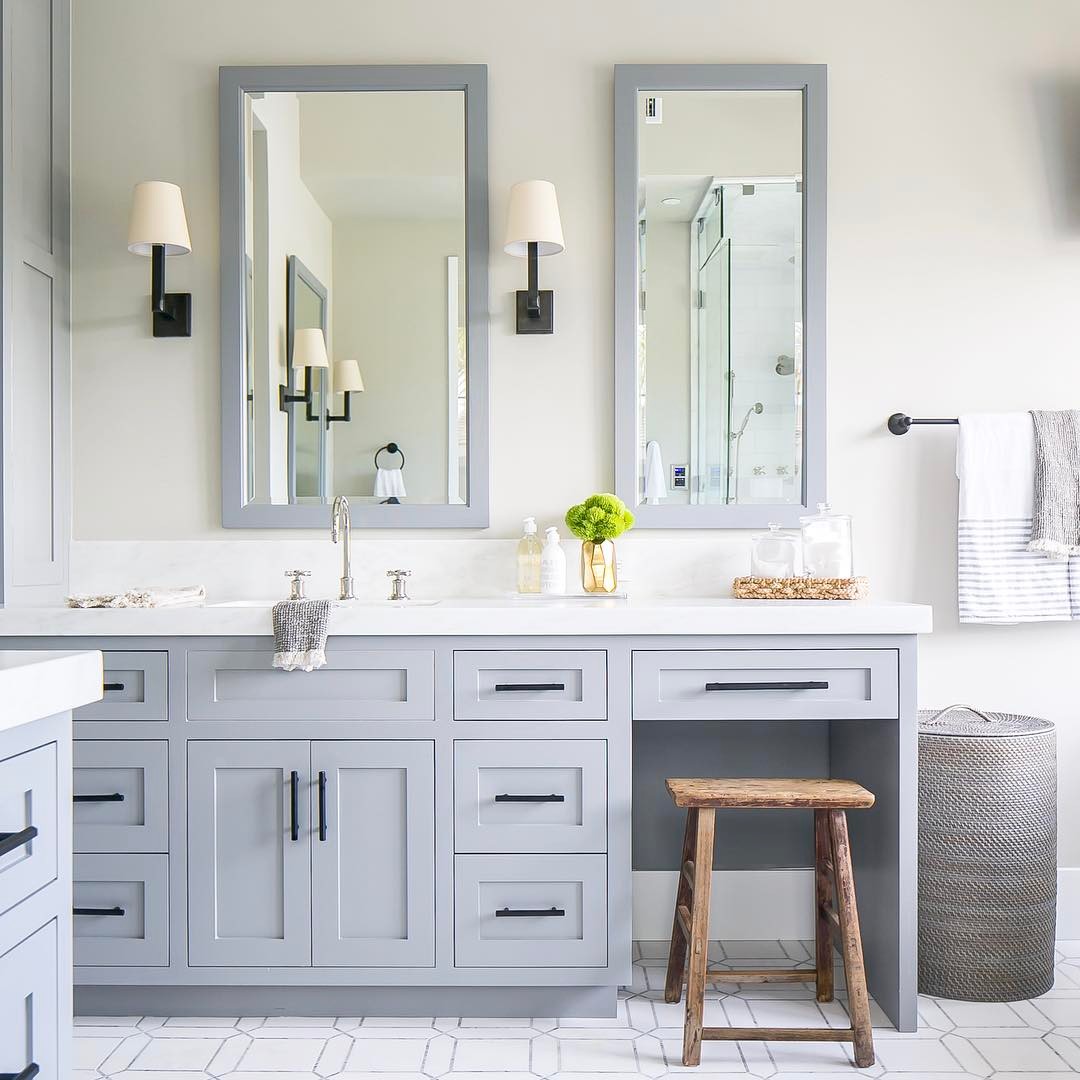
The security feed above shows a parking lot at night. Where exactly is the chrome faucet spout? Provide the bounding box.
[331,495,355,600]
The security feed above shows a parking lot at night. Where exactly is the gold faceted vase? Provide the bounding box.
[581,540,617,593]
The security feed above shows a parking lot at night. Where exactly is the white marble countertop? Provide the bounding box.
[0,650,103,734]
[0,598,932,637]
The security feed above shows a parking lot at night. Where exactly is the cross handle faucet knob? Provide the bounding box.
[386,569,412,601]
[285,569,311,601]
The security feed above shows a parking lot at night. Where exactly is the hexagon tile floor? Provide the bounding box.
[73,939,1080,1079]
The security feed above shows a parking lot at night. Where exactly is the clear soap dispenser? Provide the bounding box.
[516,517,542,594]
[750,524,801,579]
[799,502,854,578]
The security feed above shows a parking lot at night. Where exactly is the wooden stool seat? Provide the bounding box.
[664,777,875,1069]
[666,777,875,809]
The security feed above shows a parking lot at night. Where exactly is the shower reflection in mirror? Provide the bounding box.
[242,89,468,507]
[636,91,804,507]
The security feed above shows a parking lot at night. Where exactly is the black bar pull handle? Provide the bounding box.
[73,906,125,917]
[0,1063,41,1080]
[704,680,830,692]
[289,770,300,842]
[0,826,37,858]
[74,792,125,803]
[103,681,126,692]
[495,906,566,918]
[494,682,566,693]
[318,770,328,842]
[495,793,566,803]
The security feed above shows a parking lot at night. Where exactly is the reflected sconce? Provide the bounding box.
[326,359,365,427]
[504,179,564,334]
[127,180,192,337]
[279,327,329,417]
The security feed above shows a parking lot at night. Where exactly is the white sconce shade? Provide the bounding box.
[291,327,329,370]
[504,180,564,257]
[127,181,191,256]
[334,359,365,393]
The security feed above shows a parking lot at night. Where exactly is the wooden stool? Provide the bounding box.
[664,778,876,1068]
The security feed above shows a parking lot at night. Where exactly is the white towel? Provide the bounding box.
[956,412,1077,623]
[375,467,407,499]
[644,441,667,505]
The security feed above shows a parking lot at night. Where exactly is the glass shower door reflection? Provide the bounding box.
[694,233,731,505]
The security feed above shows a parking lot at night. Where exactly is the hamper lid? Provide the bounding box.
[918,704,1054,737]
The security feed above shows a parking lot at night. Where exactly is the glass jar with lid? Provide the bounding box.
[750,523,802,579]
[799,502,853,578]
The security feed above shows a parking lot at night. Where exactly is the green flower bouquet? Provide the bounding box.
[564,494,635,593]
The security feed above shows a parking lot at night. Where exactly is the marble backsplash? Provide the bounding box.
[69,535,755,603]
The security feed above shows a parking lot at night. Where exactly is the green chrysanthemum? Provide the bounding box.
[564,493,635,542]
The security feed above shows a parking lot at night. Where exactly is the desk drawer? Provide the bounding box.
[455,740,607,854]
[454,854,607,968]
[73,853,168,967]
[73,741,169,854]
[187,649,435,721]
[454,651,607,721]
[0,742,57,916]
[74,651,168,722]
[0,921,58,1079]
[633,649,899,721]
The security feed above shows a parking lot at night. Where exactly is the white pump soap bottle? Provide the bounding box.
[540,526,567,595]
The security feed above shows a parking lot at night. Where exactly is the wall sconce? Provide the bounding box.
[127,180,192,337]
[504,180,564,334]
[279,327,329,417]
[326,359,365,427]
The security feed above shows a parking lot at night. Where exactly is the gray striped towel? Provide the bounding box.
[957,412,1079,623]
[272,599,333,671]
[1028,409,1080,559]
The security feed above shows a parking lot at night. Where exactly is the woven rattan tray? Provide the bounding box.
[732,576,869,600]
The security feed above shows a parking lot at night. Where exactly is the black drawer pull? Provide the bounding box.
[317,770,328,843]
[495,793,566,803]
[74,792,125,803]
[0,1063,41,1080]
[74,906,125,917]
[289,770,300,842]
[103,681,126,692]
[0,826,37,858]
[494,682,566,693]
[495,906,566,917]
[704,680,830,692]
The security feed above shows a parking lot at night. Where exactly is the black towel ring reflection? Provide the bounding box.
[374,442,406,469]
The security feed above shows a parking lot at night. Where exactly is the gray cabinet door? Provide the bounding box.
[187,741,311,967]
[311,741,435,967]
[0,742,57,917]
[0,920,58,1079]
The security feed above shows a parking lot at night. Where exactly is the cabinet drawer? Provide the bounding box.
[455,740,607,854]
[0,743,57,916]
[73,854,168,967]
[73,741,169,854]
[187,649,435,721]
[454,651,607,721]
[74,651,169,722]
[454,854,607,968]
[632,649,899,721]
[0,921,58,1079]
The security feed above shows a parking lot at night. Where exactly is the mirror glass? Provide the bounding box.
[636,89,804,508]
[241,89,467,507]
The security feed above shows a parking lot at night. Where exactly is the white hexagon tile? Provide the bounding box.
[73,939,1080,1079]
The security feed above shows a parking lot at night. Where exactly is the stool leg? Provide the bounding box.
[828,809,875,1069]
[683,807,715,1067]
[664,808,698,1004]
[814,809,834,1003]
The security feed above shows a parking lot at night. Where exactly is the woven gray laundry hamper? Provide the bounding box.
[918,705,1056,1001]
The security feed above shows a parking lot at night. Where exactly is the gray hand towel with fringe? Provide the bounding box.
[272,599,333,671]
[1028,410,1080,559]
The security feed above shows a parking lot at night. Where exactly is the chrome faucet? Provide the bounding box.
[330,495,355,600]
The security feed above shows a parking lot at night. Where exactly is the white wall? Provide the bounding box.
[70,0,1080,866]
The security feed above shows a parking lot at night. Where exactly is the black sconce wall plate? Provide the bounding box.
[153,292,192,337]
[515,289,553,334]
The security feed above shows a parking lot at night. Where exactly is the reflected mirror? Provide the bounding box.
[614,66,826,528]
[221,66,488,527]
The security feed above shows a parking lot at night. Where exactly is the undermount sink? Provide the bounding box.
[210,598,440,608]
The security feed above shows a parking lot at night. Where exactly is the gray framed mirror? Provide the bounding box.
[614,64,826,528]
[220,64,489,527]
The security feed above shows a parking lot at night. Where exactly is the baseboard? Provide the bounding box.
[633,869,815,940]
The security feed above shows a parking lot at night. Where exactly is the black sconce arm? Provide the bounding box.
[148,243,192,337]
[326,390,354,427]
[279,365,319,422]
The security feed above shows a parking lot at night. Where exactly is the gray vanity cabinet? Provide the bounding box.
[188,739,435,970]
[187,740,313,967]
[311,741,435,967]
